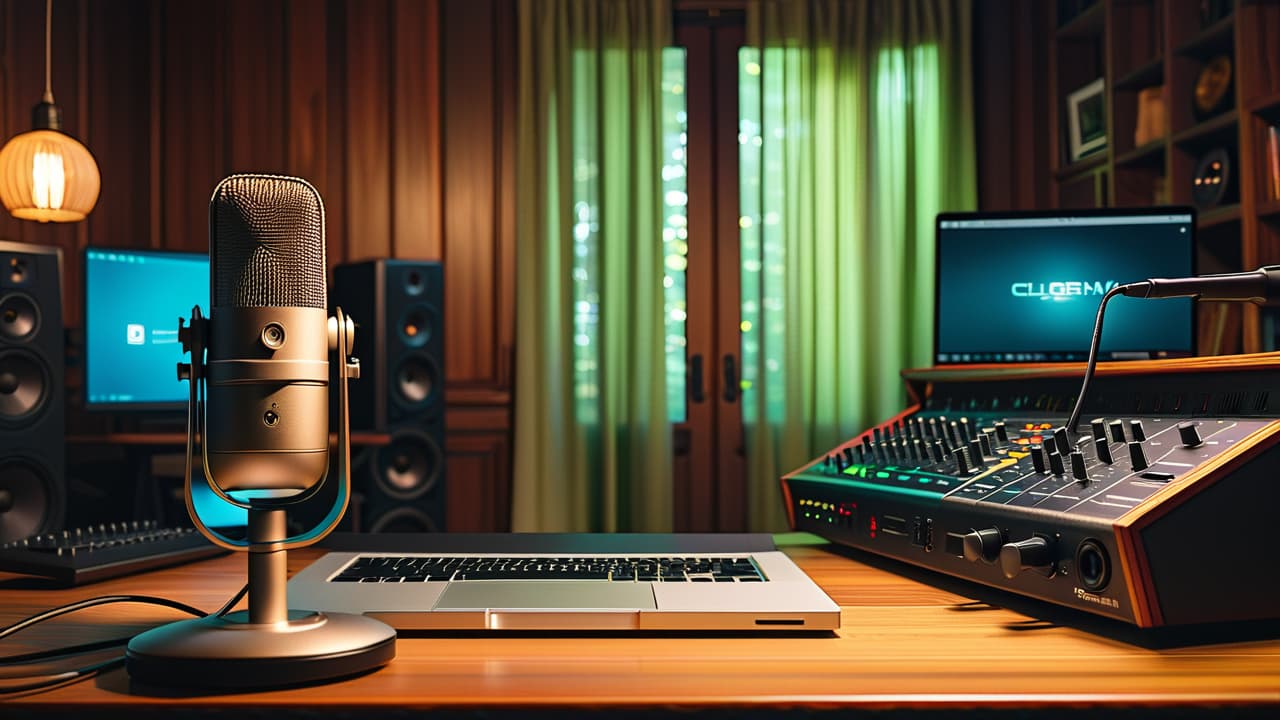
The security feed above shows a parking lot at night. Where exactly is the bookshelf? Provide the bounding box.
[1048,0,1280,354]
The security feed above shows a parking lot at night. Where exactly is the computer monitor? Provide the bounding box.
[84,247,209,409]
[934,208,1196,365]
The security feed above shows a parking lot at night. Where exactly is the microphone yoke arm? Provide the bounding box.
[178,306,361,552]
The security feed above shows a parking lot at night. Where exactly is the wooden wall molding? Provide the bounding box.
[0,0,515,530]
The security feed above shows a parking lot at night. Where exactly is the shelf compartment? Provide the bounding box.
[1259,200,1280,221]
[1174,14,1235,60]
[1249,92,1280,124]
[1197,203,1242,229]
[1057,2,1105,40]
[1114,56,1164,91]
[1115,139,1166,167]
[1171,110,1238,149]
[1054,151,1108,181]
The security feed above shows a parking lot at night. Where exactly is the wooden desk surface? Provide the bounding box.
[2,537,1278,714]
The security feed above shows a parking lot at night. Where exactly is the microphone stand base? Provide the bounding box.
[125,609,396,689]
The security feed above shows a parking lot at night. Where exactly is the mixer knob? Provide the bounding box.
[947,421,961,446]
[1129,420,1147,442]
[979,432,993,457]
[1070,451,1089,482]
[994,421,1010,444]
[1108,420,1125,443]
[1128,441,1149,471]
[843,447,855,466]
[1090,418,1106,441]
[952,447,971,476]
[962,527,1003,563]
[1178,421,1203,448]
[1052,427,1071,456]
[1094,434,1114,464]
[930,440,945,464]
[1047,447,1066,476]
[912,438,926,463]
[999,536,1055,579]
[959,417,972,440]
[968,438,985,463]
[1030,444,1047,474]
[874,427,883,443]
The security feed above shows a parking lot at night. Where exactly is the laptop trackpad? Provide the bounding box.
[434,581,657,610]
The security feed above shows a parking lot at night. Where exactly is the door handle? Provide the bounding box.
[722,354,738,403]
[690,354,706,404]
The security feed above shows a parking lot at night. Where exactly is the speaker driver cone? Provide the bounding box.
[369,507,439,533]
[0,349,49,421]
[393,355,438,408]
[398,304,434,347]
[0,458,52,543]
[0,293,39,341]
[373,430,442,500]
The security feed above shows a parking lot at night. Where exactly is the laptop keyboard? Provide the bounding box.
[330,555,768,583]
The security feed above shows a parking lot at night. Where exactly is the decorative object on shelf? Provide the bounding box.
[0,0,99,222]
[1199,0,1232,28]
[1067,77,1107,163]
[1267,125,1280,202]
[1191,147,1235,208]
[1192,55,1233,120]
[1134,86,1166,147]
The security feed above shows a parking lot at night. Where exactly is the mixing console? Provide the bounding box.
[783,355,1280,627]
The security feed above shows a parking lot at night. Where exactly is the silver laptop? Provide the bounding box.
[288,533,840,631]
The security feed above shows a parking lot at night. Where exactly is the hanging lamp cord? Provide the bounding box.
[43,0,54,104]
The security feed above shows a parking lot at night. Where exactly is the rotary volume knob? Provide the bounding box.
[999,536,1054,579]
[962,528,1003,564]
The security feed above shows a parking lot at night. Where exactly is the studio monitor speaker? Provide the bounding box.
[332,260,445,532]
[0,240,64,544]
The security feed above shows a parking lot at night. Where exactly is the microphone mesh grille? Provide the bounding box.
[211,174,326,308]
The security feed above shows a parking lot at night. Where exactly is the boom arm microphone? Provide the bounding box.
[1068,266,1280,432]
[125,174,395,689]
[1121,266,1280,304]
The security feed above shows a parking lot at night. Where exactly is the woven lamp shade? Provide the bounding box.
[0,128,100,222]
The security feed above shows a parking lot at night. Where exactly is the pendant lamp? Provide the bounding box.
[0,0,100,222]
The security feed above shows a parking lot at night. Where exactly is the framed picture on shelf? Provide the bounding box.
[1067,77,1107,163]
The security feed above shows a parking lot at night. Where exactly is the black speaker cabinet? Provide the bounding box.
[0,240,64,543]
[332,260,445,532]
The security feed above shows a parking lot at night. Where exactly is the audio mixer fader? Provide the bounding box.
[782,354,1280,626]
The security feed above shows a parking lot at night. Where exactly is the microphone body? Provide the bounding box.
[125,174,395,689]
[206,176,330,495]
[1123,266,1280,304]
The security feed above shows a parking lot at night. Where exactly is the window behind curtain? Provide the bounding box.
[737,44,943,425]
[570,47,688,424]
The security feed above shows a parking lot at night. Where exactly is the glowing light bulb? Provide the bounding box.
[32,149,66,210]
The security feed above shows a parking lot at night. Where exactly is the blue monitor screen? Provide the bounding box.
[85,248,209,408]
[935,210,1195,364]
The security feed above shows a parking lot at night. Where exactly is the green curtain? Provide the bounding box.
[741,0,977,530]
[513,0,674,532]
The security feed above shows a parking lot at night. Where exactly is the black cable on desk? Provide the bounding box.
[0,584,247,695]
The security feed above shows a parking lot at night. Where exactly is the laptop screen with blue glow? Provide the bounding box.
[934,209,1196,364]
[84,248,209,409]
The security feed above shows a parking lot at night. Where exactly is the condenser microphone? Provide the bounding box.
[204,174,332,497]
[125,174,395,689]
[1121,266,1280,304]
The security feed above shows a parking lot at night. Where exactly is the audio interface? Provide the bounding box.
[782,354,1280,626]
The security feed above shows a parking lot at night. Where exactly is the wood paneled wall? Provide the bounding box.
[0,0,516,530]
[973,0,1052,211]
